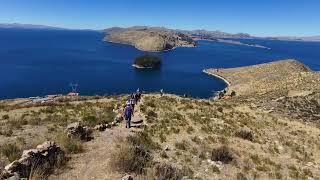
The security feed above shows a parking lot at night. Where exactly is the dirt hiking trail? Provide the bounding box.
[49,104,145,180]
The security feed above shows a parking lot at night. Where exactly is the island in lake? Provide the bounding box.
[103,26,273,51]
[104,26,196,52]
[133,55,162,69]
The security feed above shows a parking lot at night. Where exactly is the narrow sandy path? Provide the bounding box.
[49,104,144,180]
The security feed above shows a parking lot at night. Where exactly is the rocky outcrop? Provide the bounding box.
[94,123,111,131]
[93,115,123,131]
[104,27,196,52]
[1,141,65,179]
[65,122,92,141]
[122,175,133,180]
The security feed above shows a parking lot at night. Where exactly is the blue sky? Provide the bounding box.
[0,0,319,36]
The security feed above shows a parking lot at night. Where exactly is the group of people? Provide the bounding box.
[218,90,236,99]
[123,89,142,128]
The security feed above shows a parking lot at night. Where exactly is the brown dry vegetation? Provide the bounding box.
[0,96,121,173]
[1,92,319,179]
[134,93,320,179]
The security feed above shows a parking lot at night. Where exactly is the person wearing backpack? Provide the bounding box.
[135,89,142,103]
[129,95,136,112]
[124,103,133,128]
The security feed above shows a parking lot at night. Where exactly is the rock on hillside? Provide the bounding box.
[104,27,196,52]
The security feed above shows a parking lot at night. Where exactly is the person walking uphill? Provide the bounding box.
[129,94,136,112]
[124,103,133,128]
[135,89,142,103]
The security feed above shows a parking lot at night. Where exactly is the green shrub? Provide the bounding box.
[2,114,9,120]
[235,129,254,141]
[147,110,157,118]
[199,151,206,159]
[191,136,201,144]
[175,140,188,151]
[127,131,160,150]
[145,101,156,108]
[82,115,97,127]
[29,117,41,126]
[186,126,194,133]
[211,146,234,164]
[8,119,28,129]
[217,107,223,113]
[0,128,13,137]
[159,133,166,143]
[150,163,184,179]
[160,151,169,159]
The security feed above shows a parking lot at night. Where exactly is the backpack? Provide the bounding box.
[124,106,132,118]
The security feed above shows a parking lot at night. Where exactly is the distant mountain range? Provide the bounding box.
[1,23,319,42]
[104,26,252,39]
[264,36,320,42]
[105,26,320,42]
[174,29,252,39]
[0,23,67,30]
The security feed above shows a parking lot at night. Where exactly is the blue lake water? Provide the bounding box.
[0,29,319,99]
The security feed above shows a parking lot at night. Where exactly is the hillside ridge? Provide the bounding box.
[1,60,320,179]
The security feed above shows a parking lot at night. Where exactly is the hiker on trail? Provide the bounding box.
[129,95,136,112]
[135,89,142,102]
[218,91,225,99]
[160,89,164,96]
[124,103,133,128]
[231,90,236,97]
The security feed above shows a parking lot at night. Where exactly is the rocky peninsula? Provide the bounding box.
[204,59,319,96]
[104,27,196,52]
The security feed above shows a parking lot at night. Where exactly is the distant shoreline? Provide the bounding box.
[107,39,196,52]
[203,69,230,86]
[199,38,271,49]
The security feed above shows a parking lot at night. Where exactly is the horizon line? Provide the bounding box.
[0,22,319,38]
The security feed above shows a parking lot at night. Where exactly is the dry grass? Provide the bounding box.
[110,137,152,174]
[55,133,83,154]
[1,92,320,179]
[0,143,21,162]
[145,163,184,180]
